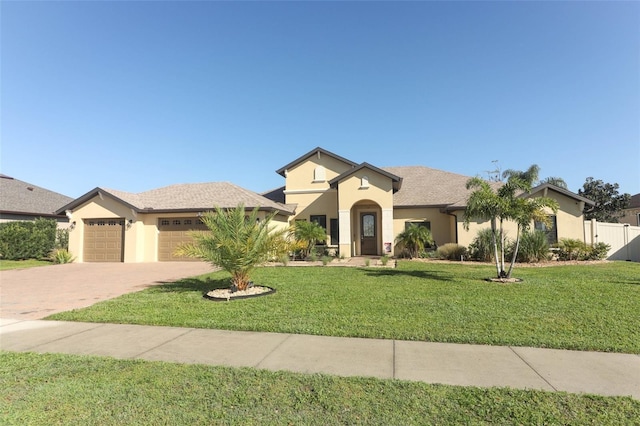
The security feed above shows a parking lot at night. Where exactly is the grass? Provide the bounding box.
[48,261,640,353]
[0,259,51,270]
[1,351,638,425]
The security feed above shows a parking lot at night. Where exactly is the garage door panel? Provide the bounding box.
[84,219,124,262]
[158,218,208,261]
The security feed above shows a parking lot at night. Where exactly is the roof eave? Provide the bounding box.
[276,147,359,177]
[55,188,141,215]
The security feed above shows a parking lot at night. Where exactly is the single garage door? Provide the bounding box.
[158,218,208,261]
[84,219,125,262]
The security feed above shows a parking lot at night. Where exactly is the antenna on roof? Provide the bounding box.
[485,160,502,182]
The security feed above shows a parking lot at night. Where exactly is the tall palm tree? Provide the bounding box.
[539,177,568,189]
[175,205,288,291]
[464,177,505,278]
[505,196,558,278]
[465,165,558,279]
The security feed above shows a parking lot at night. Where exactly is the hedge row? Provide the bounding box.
[0,219,57,260]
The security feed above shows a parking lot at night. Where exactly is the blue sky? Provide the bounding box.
[2,1,638,198]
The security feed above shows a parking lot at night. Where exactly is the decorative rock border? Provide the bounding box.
[203,286,276,302]
[485,278,523,283]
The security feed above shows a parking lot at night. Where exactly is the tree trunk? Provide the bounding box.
[499,218,506,277]
[490,219,501,278]
[506,226,521,278]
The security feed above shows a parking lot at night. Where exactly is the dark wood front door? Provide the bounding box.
[360,213,377,255]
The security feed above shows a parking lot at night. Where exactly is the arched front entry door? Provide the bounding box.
[360,212,377,255]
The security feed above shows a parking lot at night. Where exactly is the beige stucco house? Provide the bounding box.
[620,193,640,226]
[58,147,594,262]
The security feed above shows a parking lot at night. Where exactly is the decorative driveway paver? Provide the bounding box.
[0,262,213,320]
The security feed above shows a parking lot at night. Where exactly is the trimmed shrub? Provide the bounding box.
[436,243,467,261]
[0,219,57,260]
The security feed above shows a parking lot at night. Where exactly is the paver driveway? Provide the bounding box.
[0,262,214,320]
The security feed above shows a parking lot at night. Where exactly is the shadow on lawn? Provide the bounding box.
[152,277,230,293]
[363,268,454,282]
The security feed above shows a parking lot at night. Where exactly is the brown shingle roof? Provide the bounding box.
[58,182,295,215]
[0,174,73,216]
[383,166,480,208]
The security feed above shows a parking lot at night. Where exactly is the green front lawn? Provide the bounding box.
[2,351,638,425]
[0,259,51,270]
[48,261,640,353]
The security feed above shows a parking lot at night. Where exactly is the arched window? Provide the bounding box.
[314,166,326,182]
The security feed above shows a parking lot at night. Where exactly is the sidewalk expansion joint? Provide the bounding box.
[508,346,557,391]
[392,340,397,380]
[29,322,106,352]
[133,327,195,359]
[255,333,293,368]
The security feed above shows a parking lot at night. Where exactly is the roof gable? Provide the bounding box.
[527,183,595,206]
[329,163,402,192]
[276,147,358,177]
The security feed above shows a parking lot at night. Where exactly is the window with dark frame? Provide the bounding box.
[310,215,327,244]
[405,221,431,231]
[534,215,558,244]
[330,218,339,246]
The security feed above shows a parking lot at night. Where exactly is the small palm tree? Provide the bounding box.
[293,220,326,259]
[395,224,434,258]
[175,205,288,291]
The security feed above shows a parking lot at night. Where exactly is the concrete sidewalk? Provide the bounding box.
[1,318,638,400]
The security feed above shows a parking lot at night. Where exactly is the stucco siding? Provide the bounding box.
[392,208,455,249]
[284,155,353,192]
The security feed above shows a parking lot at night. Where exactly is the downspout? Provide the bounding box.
[445,209,459,244]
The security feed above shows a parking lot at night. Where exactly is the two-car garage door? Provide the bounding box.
[83,217,208,262]
[158,218,208,261]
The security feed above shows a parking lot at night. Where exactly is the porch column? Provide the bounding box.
[338,209,352,258]
[382,208,394,255]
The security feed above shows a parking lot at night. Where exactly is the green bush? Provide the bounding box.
[436,243,467,261]
[55,228,70,250]
[555,239,611,261]
[468,228,506,262]
[0,219,57,260]
[515,230,550,263]
[590,242,611,260]
[556,239,589,261]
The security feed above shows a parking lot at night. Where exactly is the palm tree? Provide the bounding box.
[464,177,505,278]
[292,220,326,259]
[505,196,557,278]
[465,165,558,279]
[539,176,568,189]
[175,205,288,291]
[395,224,434,258]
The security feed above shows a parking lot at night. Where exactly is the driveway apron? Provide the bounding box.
[0,262,214,320]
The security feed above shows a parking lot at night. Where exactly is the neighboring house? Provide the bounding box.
[0,174,73,225]
[59,147,595,263]
[57,182,295,262]
[620,193,640,226]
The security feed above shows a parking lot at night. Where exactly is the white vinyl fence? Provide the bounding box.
[584,219,640,262]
